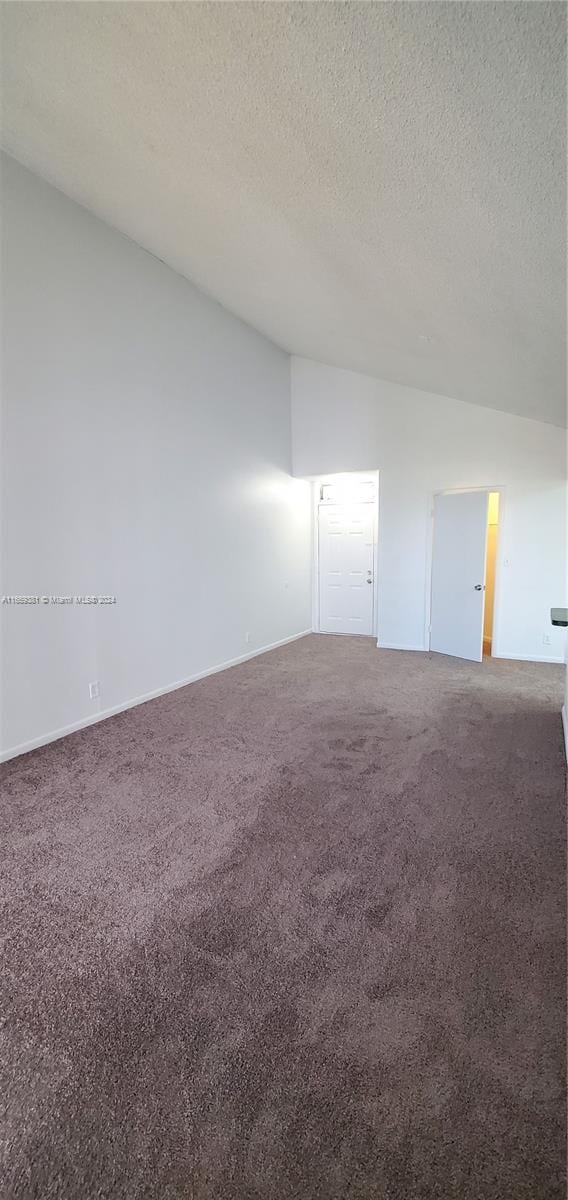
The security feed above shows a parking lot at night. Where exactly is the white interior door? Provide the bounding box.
[430,491,489,661]
[319,501,374,635]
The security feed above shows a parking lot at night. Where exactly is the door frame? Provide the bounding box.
[312,472,380,636]
[425,485,506,657]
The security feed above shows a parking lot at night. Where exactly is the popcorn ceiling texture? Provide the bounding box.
[1,1,566,426]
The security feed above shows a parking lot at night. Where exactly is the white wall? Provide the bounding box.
[291,357,566,662]
[0,155,312,759]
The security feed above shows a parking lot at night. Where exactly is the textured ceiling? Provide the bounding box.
[1,2,566,425]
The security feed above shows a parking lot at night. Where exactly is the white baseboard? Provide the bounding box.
[377,642,426,653]
[491,652,564,665]
[376,645,564,665]
[0,629,312,764]
[562,705,568,765]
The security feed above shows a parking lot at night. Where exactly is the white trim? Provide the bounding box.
[376,645,564,664]
[311,480,320,632]
[0,629,312,763]
[562,705,568,764]
[491,652,564,664]
[318,631,376,639]
[378,642,426,653]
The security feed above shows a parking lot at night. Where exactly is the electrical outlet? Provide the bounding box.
[89,680,100,700]
[542,633,552,646]
[244,632,251,645]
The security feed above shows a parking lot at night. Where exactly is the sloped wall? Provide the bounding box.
[291,356,566,663]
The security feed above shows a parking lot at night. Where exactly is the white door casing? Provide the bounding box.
[318,501,374,635]
[430,490,489,661]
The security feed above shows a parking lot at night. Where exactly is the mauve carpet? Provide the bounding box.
[1,635,566,1199]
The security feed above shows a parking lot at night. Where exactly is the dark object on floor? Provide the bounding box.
[1,636,566,1199]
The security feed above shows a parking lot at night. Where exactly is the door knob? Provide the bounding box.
[366,578,373,584]
[474,584,483,591]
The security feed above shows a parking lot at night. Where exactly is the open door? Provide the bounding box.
[430,491,489,661]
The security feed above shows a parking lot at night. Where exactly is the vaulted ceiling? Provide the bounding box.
[1,2,566,425]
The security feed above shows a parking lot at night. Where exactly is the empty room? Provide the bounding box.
[1,3,566,1198]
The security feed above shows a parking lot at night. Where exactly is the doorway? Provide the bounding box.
[315,473,378,636]
[483,492,500,656]
[429,488,501,662]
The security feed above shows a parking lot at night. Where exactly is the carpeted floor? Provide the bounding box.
[1,635,566,1199]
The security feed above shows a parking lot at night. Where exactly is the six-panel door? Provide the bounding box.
[319,501,374,635]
